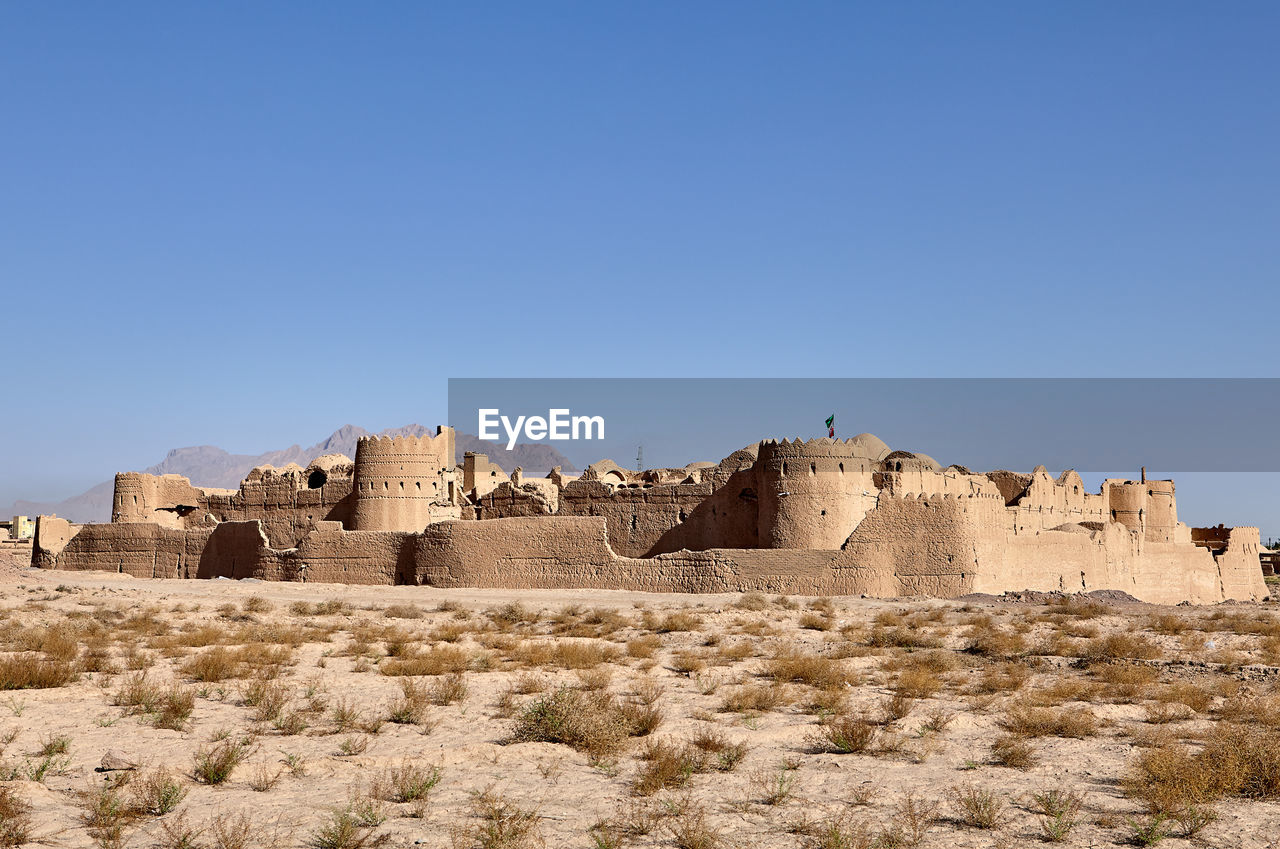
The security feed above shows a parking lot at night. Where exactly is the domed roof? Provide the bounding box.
[883,450,941,472]
[849,433,891,461]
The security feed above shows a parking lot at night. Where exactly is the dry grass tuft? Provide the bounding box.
[509,688,630,759]
[999,703,1098,738]
[947,784,1004,829]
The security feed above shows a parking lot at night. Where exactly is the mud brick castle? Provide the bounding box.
[32,427,1266,604]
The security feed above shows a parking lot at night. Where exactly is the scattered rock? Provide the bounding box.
[99,750,138,771]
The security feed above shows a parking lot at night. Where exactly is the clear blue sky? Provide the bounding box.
[2,3,1278,516]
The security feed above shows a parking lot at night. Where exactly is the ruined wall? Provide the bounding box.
[53,522,213,578]
[112,473,214,527]
[555,479,719,557]
[1212,526,1267,602]
[352,429,456,532]
[203,459,355,548]
[462,453,507,499]
[290,525,413,585]
[32,515,75,568]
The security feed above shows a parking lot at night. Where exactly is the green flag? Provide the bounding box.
[825,414,835,437]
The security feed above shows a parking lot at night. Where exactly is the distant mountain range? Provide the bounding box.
[3,425,578,524]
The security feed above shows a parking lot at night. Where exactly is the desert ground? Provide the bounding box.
[0,554,1277,848]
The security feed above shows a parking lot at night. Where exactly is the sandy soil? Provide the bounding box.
[1,566,1279,849]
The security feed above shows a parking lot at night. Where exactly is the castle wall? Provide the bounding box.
[54,522,212,579]
[291,526,413,585]
[554,479,721,557]
[36,428,1267,606]
[835,492,990,597]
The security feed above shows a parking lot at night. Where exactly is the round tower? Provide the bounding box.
[757,438,874,549]
[1106,481,1147,535]
[351,428,455,532]
[112,473,156,523]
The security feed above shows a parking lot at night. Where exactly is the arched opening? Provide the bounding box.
[307,470,327,489]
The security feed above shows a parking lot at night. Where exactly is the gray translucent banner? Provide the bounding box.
[447,378,1278,474]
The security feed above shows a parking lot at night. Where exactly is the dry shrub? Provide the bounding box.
[0,786,32,847]
[719,682,791,713]
[1028,676,1100,705]
[763,650,851,689]
[1217,693,1280,726]
[131,767,187,815]
[510,640,621,670]
[799,613,833,632]
[1082,634,1161,662]
[193,738,252,785]
[388,679,429,724]
[382,604,423,620]
[428,673,468,705]
[670,651,707,676]
[626,635,662,659]
[689,729,748,771]
[1200,723,1280,799]
[81,783,133,848]
[966,625,1027,658]
[990,734,1036,769]
[867,626,942,650]
[633,741,707,796]
[372,759,443,804]
[812,710,879,754]
[892,667,942,700]
[619,701,664,737]
[999,703,1098,738]
[1126,723,1280,812]
[380,645,471,676]
[1031,786,1083,843]
[242,679,290,723]
[1143,702,1194,724]
[1090,662,1158,701]
[113,671,161,713]
[947,784,1004,829]
[733,592,768,611]
[242,596,272,614]
[666,802,726,849]
[972,662,1031,695]
[154,686,196,730]
[456,786,541,849]
[509,688,630,759]
[1147,613,1188,634]
[652,610,701,633]
[181,644,293,682]
[881,693,915,724]
[1157,681,1213,711]
[0,655,76,690]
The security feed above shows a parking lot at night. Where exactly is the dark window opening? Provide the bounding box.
[307,470,328,489]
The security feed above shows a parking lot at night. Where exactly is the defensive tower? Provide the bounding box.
[351,427,456,532]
